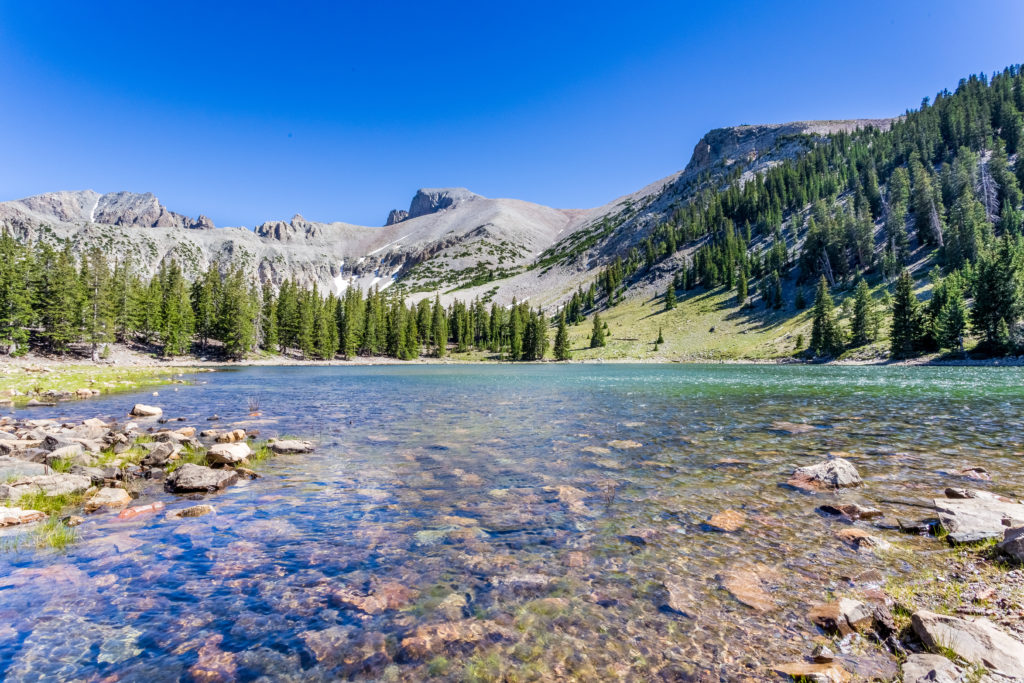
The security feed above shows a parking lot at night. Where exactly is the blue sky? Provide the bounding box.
[1,1,1022,227]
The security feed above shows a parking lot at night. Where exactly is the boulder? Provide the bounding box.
[807,598,874,636]
[912,610,1024,679]
[141,442,181,467]
[165,464,238,493]
[82,418,107,429]
[0,507,46,526]
[41,435,77,452]
[207,442,251,465]
[129,404,162,417]
[0,456,46,480]
[215,429,246,443]
[0,473,91,500]
[933,492,1024,543]
[900,654,962,683]
[787,458,862,491]
[270,439,314,454]
[998,525,1024,563]
[84,487,132,513]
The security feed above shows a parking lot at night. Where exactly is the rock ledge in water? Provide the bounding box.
[787,458,862,491]
[911,609,1024,679]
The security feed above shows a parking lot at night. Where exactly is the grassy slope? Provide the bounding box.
[561,279,910,362]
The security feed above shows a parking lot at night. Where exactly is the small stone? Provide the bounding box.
[959,466,991,481]
[818,503,882,520]
[770,421,816,434]
[607,439,642,449]
[718,566,777,612]
[835,528,891,551]
[62,515,84,527]
[215,429,246,443]
[770,661,849,683]
[0,507,46,526]
[997,525,1024,563]
[811,643,835,663]
[165,463,238,493]
[900,653,962,683]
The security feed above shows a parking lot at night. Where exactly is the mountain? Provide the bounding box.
[0,118,895,310]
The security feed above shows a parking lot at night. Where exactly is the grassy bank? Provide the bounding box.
[0,364,200,406]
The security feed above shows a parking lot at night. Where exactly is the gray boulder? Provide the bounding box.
[912,610,1024,679]
[933,491,1024,543]
[787,458,862,491]
[207,442,251,465]
[0,473,91,500]
[900,654,962,683]
[270,439,314,454]
[165,463,238,493]
[141,442,181,467]
[129,404,162,417]
[997,526,1024,563]
[0,456,46,480]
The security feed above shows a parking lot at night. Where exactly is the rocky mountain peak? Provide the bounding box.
[385,209,409,226]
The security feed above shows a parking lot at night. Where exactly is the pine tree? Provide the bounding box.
[218,267,255,359]
[590,313,606,348]
[665,284,676,311]
[890,269,923,358]
[656,327,664,344]
[850,278,874,347]
[431,294,447,358]
[810,276,843,356]
[554,310,571,361]
[737,267,748,305]
[38,245,82,354]
[0,232,33,355]
[972,235,1023,352]
[161,260,194,357]
[80,247,115,361]
[260,283,279,351]
[936,273,969,353]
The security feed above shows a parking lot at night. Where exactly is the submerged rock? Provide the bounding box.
[607,439,642,449]
[707,509,746,532]
[807,598,874,636]
[787,458,862,491]
[770,421,816,434]
[167,504,215,519]
[835,527,891,551]
[399,619,513,660]
[818,503,882,521]
[165,463,238,493]
[912,610,1024,679]
[718,565,778,612]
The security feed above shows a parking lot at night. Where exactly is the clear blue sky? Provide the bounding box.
[1,1,1022,228]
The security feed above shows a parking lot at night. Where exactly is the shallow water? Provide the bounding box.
[2,364,1024,681]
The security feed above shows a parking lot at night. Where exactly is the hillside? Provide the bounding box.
[0,120,892,312]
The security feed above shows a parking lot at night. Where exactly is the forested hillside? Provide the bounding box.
[1,66,1022,363]
[580,65,1024,361]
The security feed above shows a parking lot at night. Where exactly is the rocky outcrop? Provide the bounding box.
[912,610,1024,679]
[385,209,408,226]
[933,488,1024,543]
[407,188,479,219]
[93,191,194,229]
[130,404,162,417]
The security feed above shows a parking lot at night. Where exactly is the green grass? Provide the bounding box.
[0,365,197,406]
[164,443,207,473]
[16,490,86,517]
[34,517,78,551]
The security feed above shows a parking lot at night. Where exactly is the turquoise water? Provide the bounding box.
[1,364,1023,680]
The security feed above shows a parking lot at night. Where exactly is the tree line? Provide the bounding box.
[0,235,569,362]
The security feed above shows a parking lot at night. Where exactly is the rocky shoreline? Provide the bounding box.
[0,401,313,548]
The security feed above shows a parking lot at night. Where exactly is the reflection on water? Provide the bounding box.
[1,364,1023,680]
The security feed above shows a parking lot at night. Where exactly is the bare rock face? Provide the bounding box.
[190,214,215,230]
[407,188,480,219]
[93,191,192,228]
[911,610,1024,679]
[385,209,409,226]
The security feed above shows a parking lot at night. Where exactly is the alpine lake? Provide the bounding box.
[2,363,1023,681]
